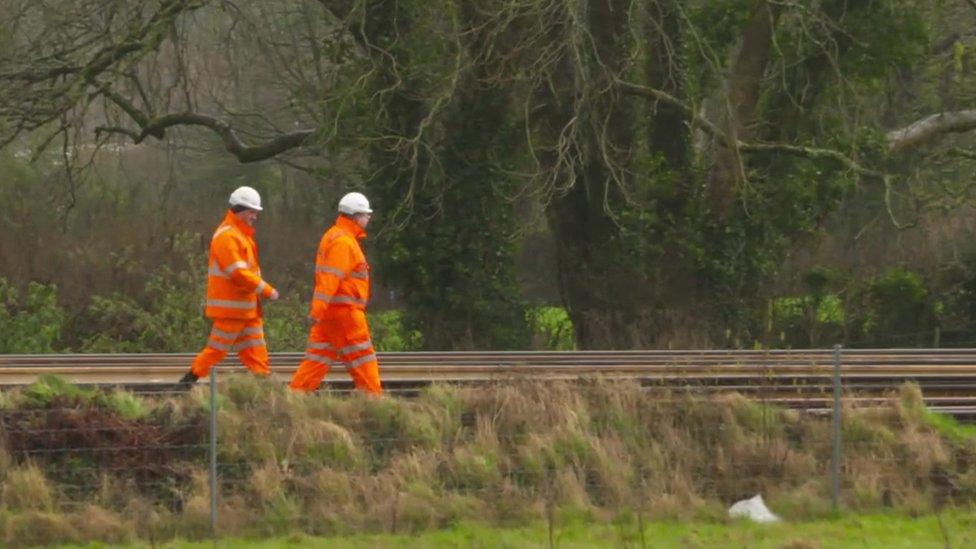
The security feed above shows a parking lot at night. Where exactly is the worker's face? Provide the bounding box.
[237,209,259,226]
[353,212,371,229]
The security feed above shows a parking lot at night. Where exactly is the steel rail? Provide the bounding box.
[4,349,976,385]
[4,349,973,418]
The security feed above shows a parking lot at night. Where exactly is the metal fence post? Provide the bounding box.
[209,366,218,539]
[831,344,842,512]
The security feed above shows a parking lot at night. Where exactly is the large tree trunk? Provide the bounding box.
[708,0,780,217]
[546,0,730,349]
[360,2,529,350]
[544,0,661,349]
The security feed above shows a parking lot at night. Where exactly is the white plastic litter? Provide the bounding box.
[727,494,781,523]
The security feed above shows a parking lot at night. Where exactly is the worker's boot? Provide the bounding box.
[178,370,200,385]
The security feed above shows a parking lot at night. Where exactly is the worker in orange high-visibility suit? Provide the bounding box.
[289,192,382,395]
[179,186,279,384]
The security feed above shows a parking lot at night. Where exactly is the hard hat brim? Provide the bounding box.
[230,203,263,211]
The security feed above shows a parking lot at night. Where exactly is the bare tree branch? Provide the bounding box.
[98,112,315,163]
[887,110,976,152]
[737,141,884,179]
[948,147,976,160]
[93,126,142,142]
[0,0,210,143]
[617,79,884,179]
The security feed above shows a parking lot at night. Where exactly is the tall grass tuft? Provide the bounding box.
[3,510,78,547]
[69,505,134,544]
[2,463,55,511]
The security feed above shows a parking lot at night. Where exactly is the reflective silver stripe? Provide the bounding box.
[339,341,373,355]
[256,281,267,295]
[311,294,367,306]
[225,261,249,274]
[207,340,231,351]
[208,261,229,278]
[307,342,332,350]
[206,299,255,309]
[349,270,368,279]
[332,296,367,306]
[241,327,264,336]
[316,265,346,277]
[212,225,232,240]
[347,353,377,368]
[232,338,266,352]
[302,352,332,365]
[210,327,240,340]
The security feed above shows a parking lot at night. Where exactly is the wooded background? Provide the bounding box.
[3,0,976,352]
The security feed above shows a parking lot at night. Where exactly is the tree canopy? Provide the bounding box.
[4,0,976,349]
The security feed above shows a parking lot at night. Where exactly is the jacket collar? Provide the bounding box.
[335,214,366,240]
[223,210,255,237]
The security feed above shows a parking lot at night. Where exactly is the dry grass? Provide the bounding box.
[69,504,134,544]
[2,462,54,511]
[2,510,78,547]
[0,378,974,544]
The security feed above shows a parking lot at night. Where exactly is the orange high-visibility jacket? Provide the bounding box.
[309,215,370,319]
[205,211,276,319]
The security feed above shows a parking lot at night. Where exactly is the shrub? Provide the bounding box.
[78,268,207,352]
[0,278,66,353]
[526,306,575,350]
[370,310,422,352]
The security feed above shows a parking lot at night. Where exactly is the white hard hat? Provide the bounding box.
[228,186,263,211]
[338,192,372,215]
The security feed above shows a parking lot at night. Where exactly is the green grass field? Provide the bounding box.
[67,512,976,548]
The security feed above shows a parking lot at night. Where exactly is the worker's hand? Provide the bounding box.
[269,289,280,300]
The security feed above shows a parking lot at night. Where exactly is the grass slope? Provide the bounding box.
[66,513,976,548]
[3,376,976,546]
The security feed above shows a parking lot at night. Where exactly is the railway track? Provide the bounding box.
[2,349,975,417]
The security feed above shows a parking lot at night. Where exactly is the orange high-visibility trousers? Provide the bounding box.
[190,318,270,378]
[289,309,382,395]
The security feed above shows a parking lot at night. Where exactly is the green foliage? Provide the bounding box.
[79,279,205,353]
[771,293,845,348]
[0,279,65,353]
[12,375,146,420]
[368,310,421,352]
[0,270,430,353]
[17,374,94,408]
[260,295,314,352]
[768,266,945,348]
[76,233,207,352]
[918,407,976,445]
[148,512,976,547]
[526,306,575,351]
[857,268,937,346]
[93,389,149,421]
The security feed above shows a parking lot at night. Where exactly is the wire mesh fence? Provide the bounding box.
[1,346,975,545]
